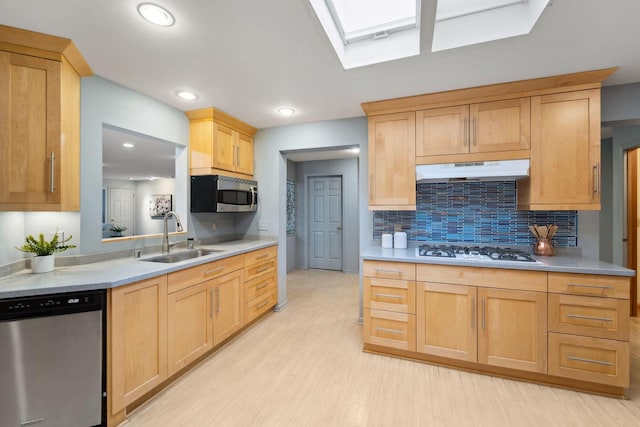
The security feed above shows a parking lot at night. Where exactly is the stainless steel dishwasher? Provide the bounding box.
[0,289,106,427]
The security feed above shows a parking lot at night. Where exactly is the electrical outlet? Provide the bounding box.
[257,220,269,231]
[211,222,217,231]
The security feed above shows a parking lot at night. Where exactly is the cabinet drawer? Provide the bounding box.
[548,273,629,299]
[363,261,416,281]
[417,264,546,292]
[364,277,415,314]
[245,289,277,324]
[245,258,277,282]
[168,256,243,293]
[245,272,277,301]
[364,309,416,351]
[244,246,277,266]
[549,294,629,341]
[548,333,629,388]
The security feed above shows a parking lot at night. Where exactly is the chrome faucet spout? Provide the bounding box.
[162,211,183,253]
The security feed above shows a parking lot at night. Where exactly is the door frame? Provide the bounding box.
[625,148,638,316]
[303,173,344,272]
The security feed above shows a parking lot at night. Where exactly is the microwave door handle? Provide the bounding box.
[250,186,256,210]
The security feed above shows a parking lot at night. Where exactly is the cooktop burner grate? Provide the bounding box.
[417,245,536,262]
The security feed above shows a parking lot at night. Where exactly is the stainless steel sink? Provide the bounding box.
[141,249,226,263]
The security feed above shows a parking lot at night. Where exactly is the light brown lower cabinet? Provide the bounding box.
[477,287,547,373]
[364,308,416,351]
[211,269,245,346]
[110,275,168,414]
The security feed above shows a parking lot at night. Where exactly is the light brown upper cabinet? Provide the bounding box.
[416,98,530,163]
[187,108,257,178]
[517,89,601,210]
[0,25,91,211]
[368,112,416,211]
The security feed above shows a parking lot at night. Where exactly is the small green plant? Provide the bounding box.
[16,231,76,256]
[110,224,128,233]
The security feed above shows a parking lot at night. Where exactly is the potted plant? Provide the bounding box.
[110,224,128,237]
[16,231,76,273]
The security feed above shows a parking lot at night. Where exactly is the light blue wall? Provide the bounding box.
[251,117,370,313]
[80,76,190,254]
[602,83,640,124]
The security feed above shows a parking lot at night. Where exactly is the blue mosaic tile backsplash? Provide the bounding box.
[373,181,577,247]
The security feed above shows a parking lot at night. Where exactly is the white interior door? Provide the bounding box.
[309,176,342,270]
[109,187,135,235]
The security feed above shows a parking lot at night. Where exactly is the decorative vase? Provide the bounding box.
[533,238,553,256]
[31,254,55,273]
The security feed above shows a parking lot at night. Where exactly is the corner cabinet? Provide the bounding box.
[0,25,91,211]
[368,112,416,211]
[517,89,601,210]
[187,108,256,178]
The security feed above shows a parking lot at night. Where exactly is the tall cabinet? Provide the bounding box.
[0,25,92,211]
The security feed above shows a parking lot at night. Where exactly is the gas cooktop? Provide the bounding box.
[416,244,537,262]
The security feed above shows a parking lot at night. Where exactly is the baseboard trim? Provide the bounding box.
[274,300,289,312]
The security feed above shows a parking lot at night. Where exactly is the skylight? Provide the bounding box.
[432,0,550,52]
[309,0,421,69]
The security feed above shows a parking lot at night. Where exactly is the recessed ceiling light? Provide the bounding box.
[176,90,198,100]
[137,3,175,27]
[122,143,134,148]
[278,107,295,116]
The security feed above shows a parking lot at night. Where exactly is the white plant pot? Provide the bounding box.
[31,254,55,273]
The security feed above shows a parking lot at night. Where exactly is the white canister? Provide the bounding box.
[381,233,393,248]
[393,231,407,249]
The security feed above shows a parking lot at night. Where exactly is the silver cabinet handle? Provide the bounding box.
[215,287,220,314]
[210,290,215,318]
[256,253,269,260]
[471,297,475,330]
[463,117,468,147]
[256,265,271,273]
[49,152,55,193]
[257,299,271,309]
[566,313,613,322]
[374,268,402,275]
[374,293,402,300]
[481,298,486,330]
[592,162,600,196]
[204,266,225,276]
[472,117,477,146]
[375,327,403,335]
[567,283,614,290]
[255,281,270,291]
[567,356,613,366]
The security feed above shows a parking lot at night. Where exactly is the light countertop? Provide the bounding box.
[361,246,634,277]
[0,239,277,299]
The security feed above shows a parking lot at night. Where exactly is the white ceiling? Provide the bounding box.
[1,0,639,129]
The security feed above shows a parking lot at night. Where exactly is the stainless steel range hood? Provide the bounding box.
[416,159,530,183]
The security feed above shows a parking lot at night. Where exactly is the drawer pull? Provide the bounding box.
[566,313,613,322]
[567,283,614,290]
[257,253,269,260]
[375,327,403,335]
[204,266,225,276]
[257,299,271,309]
[374,293,402,300]
[374,268,402,275]
[256,265,271,273]
[256,281,270,291]
[566,356,614,366]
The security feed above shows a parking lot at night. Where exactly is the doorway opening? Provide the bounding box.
[309,176,343,271]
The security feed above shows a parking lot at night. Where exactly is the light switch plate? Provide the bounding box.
[257,220,269,231]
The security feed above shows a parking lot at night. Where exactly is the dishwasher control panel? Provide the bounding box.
[0,290,104,320]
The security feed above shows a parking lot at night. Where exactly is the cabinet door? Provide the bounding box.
[0,52,61,205]
[368,112,416,210]
[416,282,477,362]
[212,269,245,346]
[110,275,168,414]
[477,288,547,373]
[470,98,530,153]
[416,105,469,157]
[236,133,254,176]
[211,123,236,172]
[167,282,213,376]
[189,119,214,170]
[528,90,600,208]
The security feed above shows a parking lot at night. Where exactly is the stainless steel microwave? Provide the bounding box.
[190,175,258,213]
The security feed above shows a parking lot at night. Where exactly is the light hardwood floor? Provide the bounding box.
[126,269,640,426]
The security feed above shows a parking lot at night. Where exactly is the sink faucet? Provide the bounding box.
[162,211,184,253]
